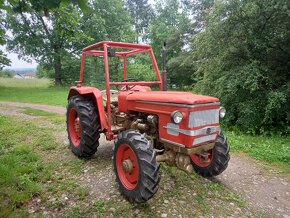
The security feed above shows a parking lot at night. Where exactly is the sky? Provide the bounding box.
[1,45,37,69]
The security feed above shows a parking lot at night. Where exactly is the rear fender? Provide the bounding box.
[68,86,107,131]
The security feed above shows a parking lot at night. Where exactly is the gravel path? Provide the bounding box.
[216,155,290,217]
[0,101,66,114]
[0,101,289,217]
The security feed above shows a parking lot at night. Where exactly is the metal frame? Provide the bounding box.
[78,41,163,140]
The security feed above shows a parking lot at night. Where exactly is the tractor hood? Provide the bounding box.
[126,91,219,105]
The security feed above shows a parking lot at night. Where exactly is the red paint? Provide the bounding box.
[150,49,163,91]
[79,53,86,82]
[126,91,219,104]
[118,92,220,148]
[116,143,139,190]
[123,56,127,80]
[103,44,113,139]
[68,108,81,147]
[83,41,151,51]
[68,86,107,131]
[110,81,161,86]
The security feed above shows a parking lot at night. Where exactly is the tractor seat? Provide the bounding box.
[101,90,119,103]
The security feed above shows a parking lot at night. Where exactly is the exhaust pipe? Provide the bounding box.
[162,41,167,91]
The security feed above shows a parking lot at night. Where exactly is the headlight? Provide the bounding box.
[171,111,183,124]
[219,107,226,118]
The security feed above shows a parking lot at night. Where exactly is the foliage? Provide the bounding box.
[125,0,154,42]
[0,11,10,69]
[0,50,10,69]
[36,64,54,78]
[5,3,92,85]
[4,0,134,85]
[189,0,290,134]
[0,69,14,77]
[147,0,193,88]
[126,54,157,81]
[0,0,89,70]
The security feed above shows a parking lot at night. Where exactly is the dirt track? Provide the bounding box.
[0,101,289,217]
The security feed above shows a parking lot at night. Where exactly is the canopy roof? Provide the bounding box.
[82,41,152,57]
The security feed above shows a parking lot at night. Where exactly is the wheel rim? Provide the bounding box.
[68,108,82,147]
[190,149,214,167]
[116,143,139,190]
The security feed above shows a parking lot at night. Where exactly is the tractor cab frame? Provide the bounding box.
[74,41,163,140]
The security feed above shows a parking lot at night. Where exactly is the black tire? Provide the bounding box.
[191,134,230,177]
[66,95,100,157]
[113,130,160,203]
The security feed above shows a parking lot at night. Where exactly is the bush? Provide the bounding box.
[191,0,290,134]
[0,69,14,78]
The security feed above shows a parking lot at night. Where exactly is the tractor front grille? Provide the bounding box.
[188,109,219,128]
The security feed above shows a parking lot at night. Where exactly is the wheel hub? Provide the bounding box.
[199,151,211,163]
[190,149,213,167]
[122,159,133,173]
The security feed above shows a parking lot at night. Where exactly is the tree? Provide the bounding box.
[0,69,14,77]
[4,0,134,85]
[0,0,89,70]
[5,3,91,85]
[191,0,290,134]
[147,0,192,88]
[125,0,154,42]
[0,11,10,69]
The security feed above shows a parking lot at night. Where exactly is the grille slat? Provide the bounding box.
[189,109,219,128]
[193,134,217,145]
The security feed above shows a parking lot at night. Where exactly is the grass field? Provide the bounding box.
[228,131,290,167]
[0,78,68,106]
[0,115,57,216]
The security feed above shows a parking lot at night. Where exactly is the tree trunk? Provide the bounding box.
[54,49,62,86]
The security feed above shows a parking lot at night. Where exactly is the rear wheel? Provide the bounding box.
[190,134,230,177]
[113,130,160,203]
[67,95,100,157]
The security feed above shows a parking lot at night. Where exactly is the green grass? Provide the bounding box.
[0,78,52,88]
[0,78,68,106]
[22,107,59,117]
[0,115,53,216]
[0,113,91,217]
[228,131,290,166]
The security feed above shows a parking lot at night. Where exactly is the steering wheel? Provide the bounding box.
[117,77,138,91]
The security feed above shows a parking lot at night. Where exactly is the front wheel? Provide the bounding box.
[190,134,230,177]
[113,130,160,203]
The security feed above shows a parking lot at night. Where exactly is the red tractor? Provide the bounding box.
[66,41,230,203]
